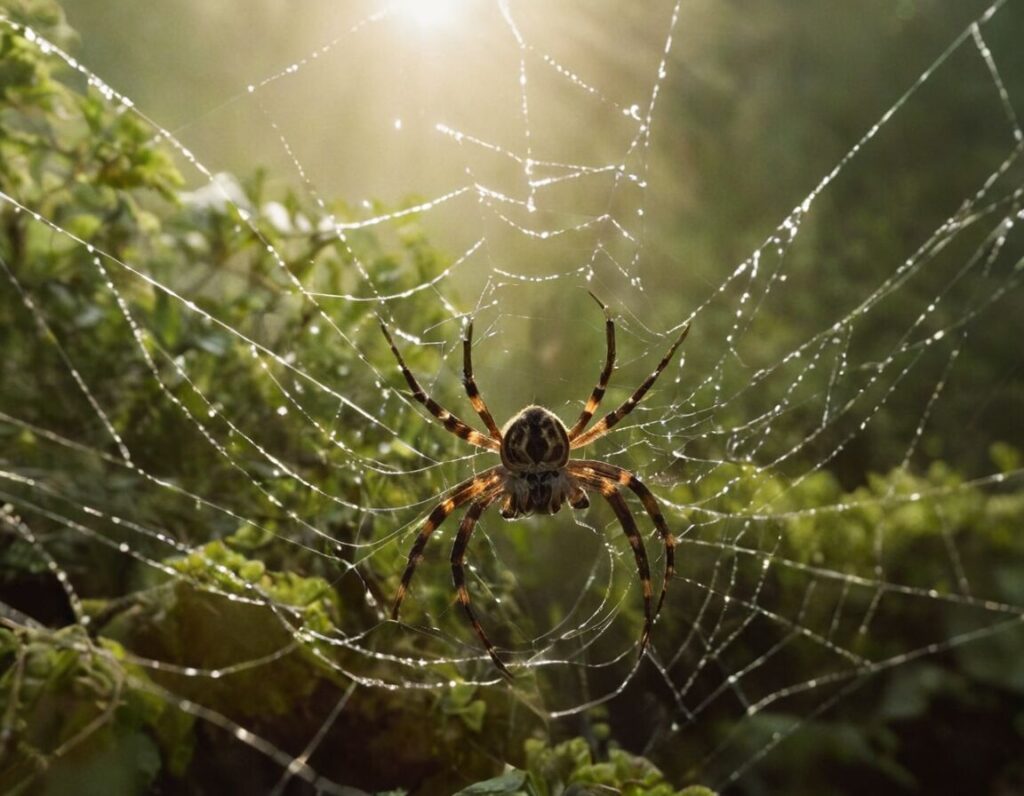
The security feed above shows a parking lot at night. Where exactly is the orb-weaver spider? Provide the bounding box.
[380,296,690,677]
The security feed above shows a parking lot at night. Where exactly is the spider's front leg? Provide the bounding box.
[462,320,502,440]
[571,322,690,450]
[378,319,499,452]
[566,292,616,440]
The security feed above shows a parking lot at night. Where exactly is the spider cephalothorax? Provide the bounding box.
[380,295,690,677]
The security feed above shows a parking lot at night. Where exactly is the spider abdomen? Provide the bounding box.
[500,405,569,471]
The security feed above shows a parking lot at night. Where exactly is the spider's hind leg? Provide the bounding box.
[391,469,500,619]
[451,497,514,679]
[577,474,654,660]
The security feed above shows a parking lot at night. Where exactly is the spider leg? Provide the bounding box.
[462,321,503,440]
[392,468,502,619]
[567,292,616,440]
[579,474,654,660]
[450,494,513,678]
[568,479,590,510]
[570,322,690,450]
[570,460,674,616]
[379,320,499,452]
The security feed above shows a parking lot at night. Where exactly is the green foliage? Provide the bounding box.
[525,736,684,796]
[169,537,342,635]
[439,681,489,733]
[0,625,193,795]
[454,737,715,796]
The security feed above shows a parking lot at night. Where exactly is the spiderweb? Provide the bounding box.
[2,0,1023,792]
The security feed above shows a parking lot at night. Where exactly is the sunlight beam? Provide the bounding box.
[397,0,461,29]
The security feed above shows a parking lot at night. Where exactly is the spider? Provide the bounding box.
[379,295,690,677]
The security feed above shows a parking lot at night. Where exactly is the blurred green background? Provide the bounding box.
[2,0,1024,794]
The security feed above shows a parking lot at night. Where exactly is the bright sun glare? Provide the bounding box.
[398,0,460,29]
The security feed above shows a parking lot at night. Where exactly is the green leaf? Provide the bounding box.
[65,213,102,240]
[454,769,528,795]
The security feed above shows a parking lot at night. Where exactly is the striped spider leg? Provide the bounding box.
[390,467,503,619]
[569,316,690,450]
[391,469,511,678]
[450,490,510,677]
[565,292,616,439]
[577,470,661,656]
[569,460,676,621]
[379,319,500,451]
